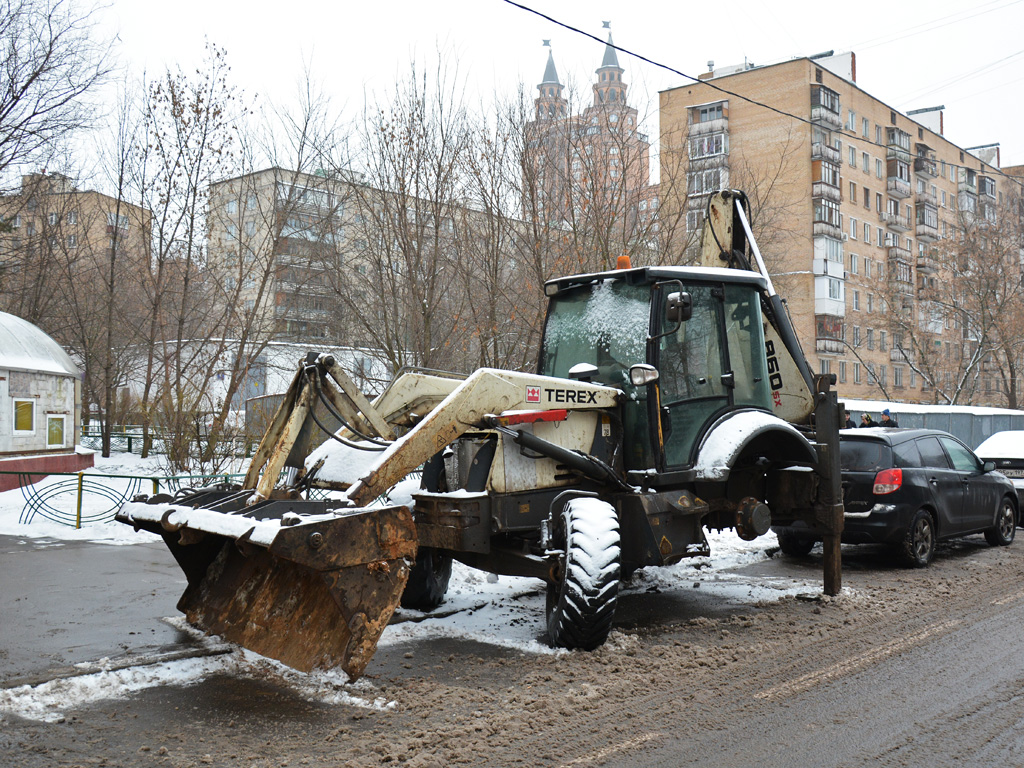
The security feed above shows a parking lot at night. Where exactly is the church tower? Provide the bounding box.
[535,42,567,120]
[593,27,626,107]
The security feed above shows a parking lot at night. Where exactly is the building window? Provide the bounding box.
[863,187,870,209]
[867,329,874,350]
[227,199,238,214]
[863,222,870,241]
[48,212,58,226]
[862,117,870,138]
[876,159,883,178]
[876,193,883,213]
[853,290,860,310]
[850,218,858,240]
[854,363,862,384]
[846,109,856,131]
[828,278,841,300]
[850,252,858,273]
[865,259,872,279]
[821,359,832,376]
[853,326,861,346]
[877,227,885,246]
[689,133,726,158]
[862,152,870,172]
[67,234,76,248]
[13,399,34,434]
[849,182,857,204]
[894,366,904,388]
[868,294,873,312]
[880,330,887,351]
[697,103,724,122]
[849,146,856,167]
[839,361,847,383]
[47,415,67,448]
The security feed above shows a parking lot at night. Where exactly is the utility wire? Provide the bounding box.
[500,0,1024,191]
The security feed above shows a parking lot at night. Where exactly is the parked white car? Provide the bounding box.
[975,431,1024,514]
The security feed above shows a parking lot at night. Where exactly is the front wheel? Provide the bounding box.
[900,509,936,568]
[546,498,621,651]
[984,498,1016,547]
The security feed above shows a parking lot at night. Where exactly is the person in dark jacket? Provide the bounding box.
[880,409,899,427]
[859,413,876,428]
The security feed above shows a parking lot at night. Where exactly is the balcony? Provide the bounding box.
[811,105,842,130]
[891,346,913,363]
[812,181,841,203]
[690,116,728,136]
[887,177,911,199]
[884,212,911,232]
[887,127,911,154]
[916,221,939,243]
[811,142,840,164]
[917,252,939,274]
[813,220,842,239]
[917,187,937,206]
[958,177,977,196]
[914,156,937,178]
[888,244,912,262]
[816,338,845,354]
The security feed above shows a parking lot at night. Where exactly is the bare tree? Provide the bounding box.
[0,0,112,183]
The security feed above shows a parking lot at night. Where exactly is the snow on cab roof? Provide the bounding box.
[0,311,79,377]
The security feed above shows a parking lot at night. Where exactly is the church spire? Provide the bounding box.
[536,41,566,119]
[593,23,626,107]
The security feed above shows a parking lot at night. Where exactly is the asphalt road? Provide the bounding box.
[3,534,1024,767]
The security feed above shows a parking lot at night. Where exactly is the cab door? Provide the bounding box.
[655,283,730,468]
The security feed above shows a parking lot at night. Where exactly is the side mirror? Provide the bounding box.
[666,291,692,323]
[983,461,996,473]
[629,364,660,387]
[568,362,599,382]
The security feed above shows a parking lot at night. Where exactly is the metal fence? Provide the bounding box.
[7,471,247,529]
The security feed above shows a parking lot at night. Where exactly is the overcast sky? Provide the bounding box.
[98,0,1024,167]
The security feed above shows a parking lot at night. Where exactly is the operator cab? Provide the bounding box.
[539,266,774,473]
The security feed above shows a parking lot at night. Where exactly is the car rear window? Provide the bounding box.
[840,440,892,471]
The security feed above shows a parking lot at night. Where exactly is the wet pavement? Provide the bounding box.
[0,535,196,686]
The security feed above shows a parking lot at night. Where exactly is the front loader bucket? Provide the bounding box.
[118,497,417,679]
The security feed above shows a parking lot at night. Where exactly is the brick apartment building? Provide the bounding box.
[660,52,1022,406]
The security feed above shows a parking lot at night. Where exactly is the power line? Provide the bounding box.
[500,0,1024,191]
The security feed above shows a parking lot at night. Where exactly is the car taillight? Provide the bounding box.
[873,467,903,495]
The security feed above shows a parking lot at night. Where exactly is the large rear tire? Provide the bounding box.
[400,548,453,611]
[546,498,621,651]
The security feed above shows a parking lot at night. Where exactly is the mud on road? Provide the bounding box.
[5,537,1024,768]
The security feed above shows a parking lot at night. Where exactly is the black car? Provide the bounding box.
[773,428,1019,567]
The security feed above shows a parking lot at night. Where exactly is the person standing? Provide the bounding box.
[859,413,876,428]
[880,409,899,428]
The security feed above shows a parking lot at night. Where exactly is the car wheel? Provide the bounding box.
[984,498,1016,547]
[900,509,936,568]
[776,529,815,557]
[400,547,453,611]
[546,498,621,651]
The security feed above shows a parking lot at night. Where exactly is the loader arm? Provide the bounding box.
[341,368,620,507]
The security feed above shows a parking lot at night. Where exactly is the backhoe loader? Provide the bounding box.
[117,190,844,680]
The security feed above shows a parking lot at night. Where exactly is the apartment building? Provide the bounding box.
[0,172,151,323]
[660,53,1016,405]
[207,167,355,343]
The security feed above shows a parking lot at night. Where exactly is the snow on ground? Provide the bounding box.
[1,452,818,722]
